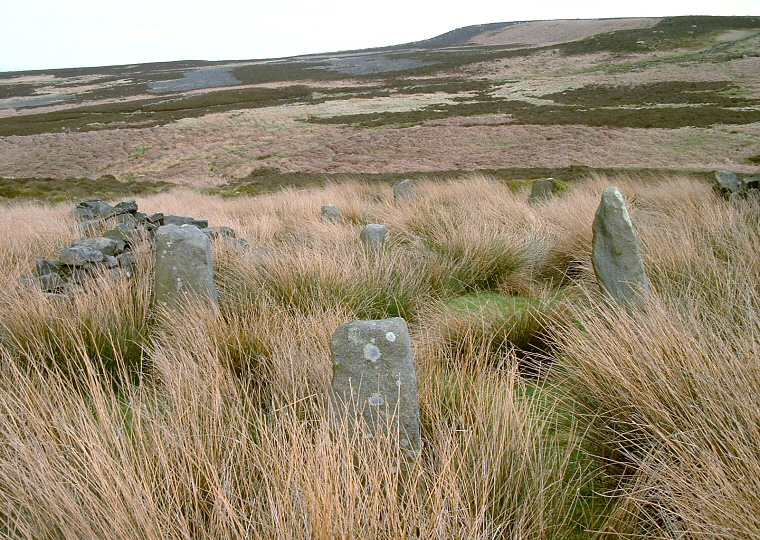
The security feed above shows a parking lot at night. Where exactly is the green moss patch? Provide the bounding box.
[0,175,174,203]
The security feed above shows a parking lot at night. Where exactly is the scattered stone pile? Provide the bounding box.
[713,171,760,200]
[28,198,239,294]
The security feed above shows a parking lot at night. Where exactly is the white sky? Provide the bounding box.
[1,0,758,72]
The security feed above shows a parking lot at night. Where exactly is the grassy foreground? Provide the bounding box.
[0,174,757,538]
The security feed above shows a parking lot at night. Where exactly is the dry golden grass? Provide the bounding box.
[0,173,757,538]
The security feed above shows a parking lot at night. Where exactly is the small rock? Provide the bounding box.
[39,273,65,292]
[59,245,105,266]
[77,199,114,217]
[321,204,343,223]
[163,215,208,228]
[147,213,165,225]
[72,236,126,257]
[104,255,119,269]
[713,171,742,197]
[203,226,236,240]
[114,200,138,214]
[36,258,61,277]
[393,179,416,202]
[529,178,555,203]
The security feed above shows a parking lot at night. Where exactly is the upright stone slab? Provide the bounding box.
[154,224,218,310]
[393,179,416,202]
[592,187,650,307]
[331,317,421,452]
[321,204,343,223]
[360,224,388,251]
[529,178,555,203]
[713,171,742,198]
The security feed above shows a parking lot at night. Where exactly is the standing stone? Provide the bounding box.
[321,204,343,223]
[360,224,388,250]
[592,187,650,307]
[330,317,421,452]
[154,224,218,310]
[393,179,416,202]
[529,178,555,203]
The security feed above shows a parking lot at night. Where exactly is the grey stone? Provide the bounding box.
[321,204,343,223]
[73,237,126,257]
[73,207,95,221]
[36,258,60,277]
[104,255,119,269]
[147,213,165,225]
[529,178,555,203]
[163,215,208,229]
[330,317,420,452]
[108,213,138,226]
[743,176,760,191]
[393,179,416,202]
[133,211,148,222]
[39,273,65,292]
[154,224,217,310]
[114,200,138,214]
[104,223,139,244]
[116,252,137,277]
[713,171,742,197]
[59,245,105,266]
[592,187,650,307]
[77,199,114,217]
[203,226,236,240]
[77,220,102,235]
[360,224,388,250]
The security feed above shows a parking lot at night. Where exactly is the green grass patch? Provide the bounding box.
[0,175,174,202]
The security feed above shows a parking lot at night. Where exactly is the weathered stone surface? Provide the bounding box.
[529,178,555,203]
[116,252,137,276]
[104,223,139,243]
[104,255,119,269]
[163,215,208,229]
[592,186,650,307]
[203,226,236,240]
[59,245,105,266]
[393,179,416,202]
[331,317,421,452]
[360,224,388,250]
[154,224,217,309]
[114,200,138,214]
[72,237,125,257]
[713,171,742,197]
[147,213,165,225]
[36,258,60,277]
[39,273,65,292]
[77,199,114,217]
[321,204,343,223]
[743,176,760,191]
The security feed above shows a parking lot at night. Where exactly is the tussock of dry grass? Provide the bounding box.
[0,173,757,538]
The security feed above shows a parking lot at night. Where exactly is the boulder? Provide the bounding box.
[592,187,650,308]
[321,204,343,223]
[330,317,420,452]
[114,200,138,214]
[154,224,218,310]
[203,226,236,240]
[360,224,388,251]
[76,199,114,218]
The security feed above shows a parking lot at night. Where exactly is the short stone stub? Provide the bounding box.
[330,317,421,451]
[154,224,218,310]
[360,224,388,251]
[321,204,343,223]
[529,178,555,203]
[592,186,650,307]
[393,179,416,202]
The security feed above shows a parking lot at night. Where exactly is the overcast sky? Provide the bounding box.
[1,0,758,72]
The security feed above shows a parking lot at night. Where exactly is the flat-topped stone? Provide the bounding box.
[360,224,388,251]
[154,224,218,310]
[330,317,420,452]
[321,204,343,223]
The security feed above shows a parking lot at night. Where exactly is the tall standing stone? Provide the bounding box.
[331,317,421,452]
[154,224,218,310]
[529,178,555,203]
[393,179,416,202]
[360,224,388,251]
[592,187,650,307]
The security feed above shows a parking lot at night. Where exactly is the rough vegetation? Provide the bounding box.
[0,174,757,538]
